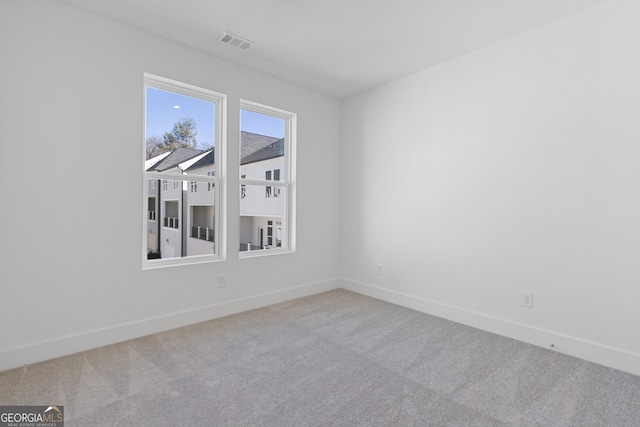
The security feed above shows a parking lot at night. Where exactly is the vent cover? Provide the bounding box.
[219,31,254,50]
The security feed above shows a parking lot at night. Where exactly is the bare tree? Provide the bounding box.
[146,135,165,159]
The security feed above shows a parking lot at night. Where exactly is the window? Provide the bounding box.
[148,197,156,221]
[241,175,247,199]
[143,74,226,268]
[207,171,215,191]
[265,171,272,198]
[239,101,296,255]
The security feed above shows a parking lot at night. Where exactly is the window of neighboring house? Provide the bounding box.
[239,101,296,255]
[265,170,272,198]
[143,73,226,268]
[148,197,156,221]
[207,171,215,191]
[241,174,247,199]
[273,169,281,197]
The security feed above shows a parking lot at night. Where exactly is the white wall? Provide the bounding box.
[0,0,342,370]
[342,0,640,375]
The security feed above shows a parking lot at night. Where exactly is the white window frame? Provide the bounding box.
[239,100,296,258]
[142,73,226,269]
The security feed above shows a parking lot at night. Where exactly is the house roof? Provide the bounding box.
[144,151,171,170]
[240,131,280,160]
[180,149,213,171]
[147,132,283,172]
[241,138,284,165]
[146,147,204,172]
[185,149,215,172]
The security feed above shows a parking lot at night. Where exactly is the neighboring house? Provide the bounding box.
[183,149,217,257]
[144,151,171,171]
[240,137,285,251]
[146,132,285,259]
[240,131,280,160]
[146,147,205,174]
[146,148,209,259]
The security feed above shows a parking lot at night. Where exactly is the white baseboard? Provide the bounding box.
[342,278,640,377]
[0,278,341,372]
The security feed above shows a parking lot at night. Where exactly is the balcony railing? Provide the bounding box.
[164,217,179,229]
[148,211,156,221]
[239,243,268,252]
[191,225,214,242]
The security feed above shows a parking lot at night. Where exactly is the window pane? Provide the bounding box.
[145,88,216,178]
[239,102,294,255]
[145,87,215,160]
[146,178,215,260]
[239,184,286,252]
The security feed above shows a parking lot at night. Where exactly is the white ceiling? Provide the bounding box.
[58,0,606,99]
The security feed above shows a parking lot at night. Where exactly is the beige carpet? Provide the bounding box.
[1,289,639,426]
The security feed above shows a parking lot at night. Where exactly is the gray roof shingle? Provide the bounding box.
[240,131,280,160]
[185,149,215,171]
[146,147,204,172]
[148,132,283,172]
[241,138,284,165]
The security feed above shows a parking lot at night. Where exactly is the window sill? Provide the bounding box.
[239,248,294,259]
[143,254,222,270]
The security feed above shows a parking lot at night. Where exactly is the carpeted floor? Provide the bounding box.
[1,289,639,426]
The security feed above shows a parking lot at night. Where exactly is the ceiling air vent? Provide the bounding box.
[219,31,254,50]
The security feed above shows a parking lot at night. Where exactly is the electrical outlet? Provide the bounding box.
[521,291,533,308]
[376,264,383,276]
[217,274,226,288]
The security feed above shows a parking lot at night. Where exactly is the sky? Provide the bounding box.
[146,87,285,149]
[146,87,215,148]
[240,109,284,138]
